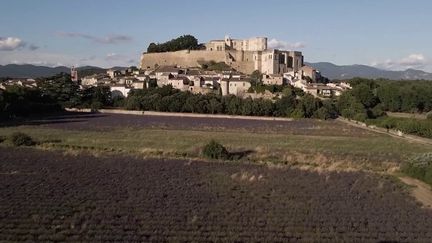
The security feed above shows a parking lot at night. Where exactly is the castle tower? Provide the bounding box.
[71,66,78,82]
[224,35,232,49]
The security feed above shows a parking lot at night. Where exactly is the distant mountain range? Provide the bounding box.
[1,63,432,80]
[306,62,432,80]
[0,64,110,78]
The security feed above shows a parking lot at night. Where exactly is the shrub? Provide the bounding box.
[90,101,103,111]
[353,112,367,122]
[10,132,35,146]
[202,140,230,160]
[313,107,330,120]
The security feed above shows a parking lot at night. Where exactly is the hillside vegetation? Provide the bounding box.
[147,35,202,53]
[338,78,432,138]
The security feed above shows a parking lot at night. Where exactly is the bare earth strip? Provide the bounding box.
[398,176,432,208]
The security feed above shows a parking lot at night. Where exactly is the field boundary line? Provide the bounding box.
[65,108,295,122]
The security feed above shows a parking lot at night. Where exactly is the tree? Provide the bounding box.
[337,91,366,119]
[38,73,81,108]
[240,97,253,115]
[146,35,199,53]
[313,107,331,120]
[183,95,200,113]
[226,95,241,115]
[250,70,262,86]
[298,94,320,118]
[0,91,4,114]
[125,95,142,110]
[274,90,296,117]
[1,85,61,117]
[319,99,338,119]
[92,86,112,107]
[257,99,274,116]
[351,83,377,108]
[208,98,223,114]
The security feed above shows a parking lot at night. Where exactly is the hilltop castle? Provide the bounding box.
[140,35,304,75]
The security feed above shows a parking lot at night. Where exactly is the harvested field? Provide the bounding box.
[1,147,432,242]
[1,113,431,171]
[4,112,373,136]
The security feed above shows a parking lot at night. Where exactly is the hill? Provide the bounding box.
[0,64,107,78]
[2,62,432,80]
[307,62,432,80]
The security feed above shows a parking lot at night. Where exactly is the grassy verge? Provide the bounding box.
[401,153,432,187]
[0,125,431,172]
[366,116,432,139]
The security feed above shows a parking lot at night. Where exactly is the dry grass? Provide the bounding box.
[0,124,431,172]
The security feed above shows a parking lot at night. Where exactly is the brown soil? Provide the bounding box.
[398,176,432,208]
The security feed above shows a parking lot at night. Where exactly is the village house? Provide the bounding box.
[262,74,284,85]
[0,78,37,89]
[220,77,252,96]
[300,66,320,82]
[107,69,122,79]
[166,76,190,91]
[81,74,109,86]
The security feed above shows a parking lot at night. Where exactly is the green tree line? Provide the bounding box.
[147,35,202,53]
[338,78,432,138]
[121,85,337,119]
[0,73,113,120]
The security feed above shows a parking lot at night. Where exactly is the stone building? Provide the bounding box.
[140,35,304,75]
[205,36,267,52]
[262,74,284,85]
[220,77,252,96]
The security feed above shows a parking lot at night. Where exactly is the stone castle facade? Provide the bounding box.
[140,36,304,75]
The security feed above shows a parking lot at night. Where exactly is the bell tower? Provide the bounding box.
[71,66,78,82]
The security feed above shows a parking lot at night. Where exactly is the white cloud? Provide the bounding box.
[0,37,26,51]
[371,53,428,70]
[56,32,132,44]
[268,38,305,50]
[400,54,426,66]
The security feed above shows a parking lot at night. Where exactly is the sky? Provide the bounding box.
[1,0,432,71]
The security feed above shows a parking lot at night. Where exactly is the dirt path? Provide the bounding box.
[336,117,432,146]
[398,176,432,208]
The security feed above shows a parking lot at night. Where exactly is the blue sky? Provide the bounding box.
[1,0,431,71]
